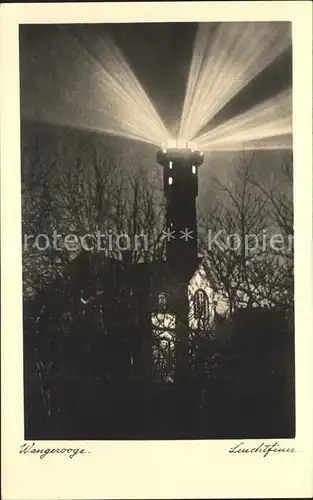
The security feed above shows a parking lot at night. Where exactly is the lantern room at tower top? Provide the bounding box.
[156,139,204,196]
[157,139,204,166]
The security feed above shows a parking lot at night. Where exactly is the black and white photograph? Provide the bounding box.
[20,20,295,441]
[19,22,295,440]
[2,2,313,499]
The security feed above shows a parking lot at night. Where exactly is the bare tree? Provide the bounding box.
[22,135,170,428]
[198,152,293,313]
[249,152,293,311]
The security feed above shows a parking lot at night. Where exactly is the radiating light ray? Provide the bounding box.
[21,26,170,146]
[203,135,292,152]
[26,117,160,148]
[78,30,169,143]
[195,89,292,151]
[179,22,291,140]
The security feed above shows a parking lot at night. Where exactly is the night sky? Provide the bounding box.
[19,22,293,202]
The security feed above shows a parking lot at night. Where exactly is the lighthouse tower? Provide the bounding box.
[156,139,204,381]
[157,139,203,280]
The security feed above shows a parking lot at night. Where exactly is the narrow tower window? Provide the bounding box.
[169,161,173,170]
[192,165,196,174]
[169,177,173,185]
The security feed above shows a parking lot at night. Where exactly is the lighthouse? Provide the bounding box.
[157,139,203,280]
[156,139,204,382]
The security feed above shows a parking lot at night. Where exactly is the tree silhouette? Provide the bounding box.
[198,152,293,314]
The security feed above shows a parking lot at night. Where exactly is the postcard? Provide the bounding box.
[1,2,312,498]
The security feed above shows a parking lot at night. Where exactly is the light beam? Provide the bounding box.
[21,26,170,147]
[179,22,291,141]
[194,89,292,152]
